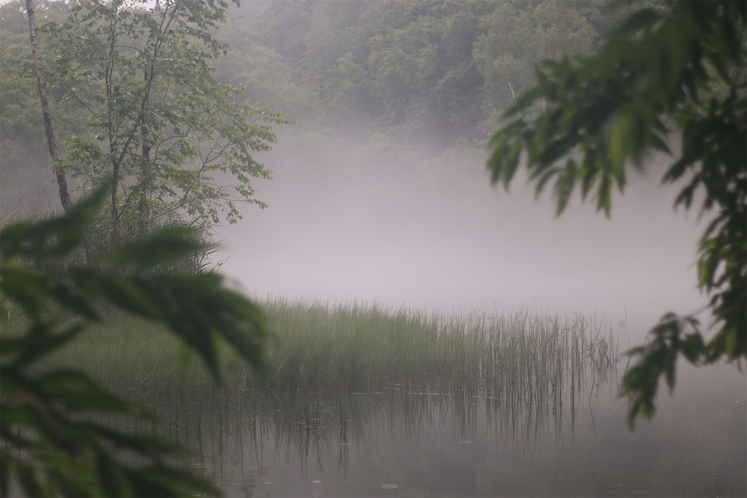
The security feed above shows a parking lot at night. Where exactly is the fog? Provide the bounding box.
[0,0,710,345]
[214,130,709,343]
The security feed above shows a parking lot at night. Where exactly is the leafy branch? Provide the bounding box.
[0,184,269,496]
[487,1,746,427]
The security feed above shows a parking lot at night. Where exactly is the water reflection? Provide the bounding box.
[160,354,599,492]
[137,359,743,497]
[109,338,745,498]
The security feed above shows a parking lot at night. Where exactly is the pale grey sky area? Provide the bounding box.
[215,135,709,343]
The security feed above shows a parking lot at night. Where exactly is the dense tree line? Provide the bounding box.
[1,0,627,216]
[219,0,624,141]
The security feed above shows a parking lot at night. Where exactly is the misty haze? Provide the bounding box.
[2,0,744,496]
[216,134,707,340]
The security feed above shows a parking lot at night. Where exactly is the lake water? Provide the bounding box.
[175,362,745,497]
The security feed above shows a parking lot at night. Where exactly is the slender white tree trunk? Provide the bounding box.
[26,0,72,213]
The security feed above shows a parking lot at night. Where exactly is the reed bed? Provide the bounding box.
[259,298,617,400]
[12,299,619,479]
[28,298,618,405]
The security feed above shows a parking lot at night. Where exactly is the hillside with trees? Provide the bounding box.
[1,0,625,216]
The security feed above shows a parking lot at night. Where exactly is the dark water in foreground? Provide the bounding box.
[169,363,745,497]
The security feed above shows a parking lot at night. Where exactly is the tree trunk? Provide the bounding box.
[109,166,119,253]
[138,70,151,238]
[26,0,72,213]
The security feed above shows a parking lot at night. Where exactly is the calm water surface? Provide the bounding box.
[174,363,745,497]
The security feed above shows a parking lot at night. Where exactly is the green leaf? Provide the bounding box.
[96,450,131,498]
[554,160,577,216]
[18,464,43,498]
[1,453,12,498]
[610,8,661,38]
[662,157,691,184]
[608,112,633,173]
[681,333,705,362]
[106,227,205,269]
[80,274,162,319]
[37,368,146,415]
[501,139,523,188]
[0,184,108,261]
[11,324,87,369]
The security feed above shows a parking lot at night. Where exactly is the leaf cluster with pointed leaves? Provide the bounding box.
[0,185,269,496]
[41,0,290,252]
[487,0,746,427]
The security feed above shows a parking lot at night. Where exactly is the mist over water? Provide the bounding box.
[215,132,708,342]
[208,142,743,496]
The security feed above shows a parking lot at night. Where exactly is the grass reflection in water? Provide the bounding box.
[42,299,621,492]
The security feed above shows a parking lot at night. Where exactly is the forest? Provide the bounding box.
[1,0,626,218]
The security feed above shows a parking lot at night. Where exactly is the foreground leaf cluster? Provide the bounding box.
[0,186,268,496]
[487,1,746,426]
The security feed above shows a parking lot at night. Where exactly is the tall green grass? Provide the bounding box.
[11,299,619,475]
[27,298,618,404]
[259,299,617,398]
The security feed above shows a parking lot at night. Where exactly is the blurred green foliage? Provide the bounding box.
[0,185,269,496]
[486,1,746,426]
